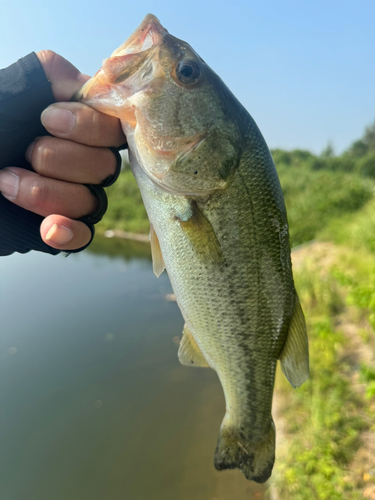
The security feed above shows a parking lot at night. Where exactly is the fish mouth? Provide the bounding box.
[73,14,167,104]
[110,14,167,58]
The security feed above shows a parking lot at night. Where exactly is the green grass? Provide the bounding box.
[274,245,375,499]
[320,197,375,253]
[275,252,372,499]
[359,363,375,400]
[277,164,372,247]
[272,147,375,247]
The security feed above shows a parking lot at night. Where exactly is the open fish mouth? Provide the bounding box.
[73,14,167,103]
[110,13,167,58]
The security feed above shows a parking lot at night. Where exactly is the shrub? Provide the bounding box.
[357,152,375,178]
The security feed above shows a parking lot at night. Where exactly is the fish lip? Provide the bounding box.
[111,14,168,57]
[73,14,167,103]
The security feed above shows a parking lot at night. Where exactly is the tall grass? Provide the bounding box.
[275,250,373,499]
[277,164,372,247]
[320,198,375,253]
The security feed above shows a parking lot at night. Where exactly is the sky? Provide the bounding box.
[1,0,374,154]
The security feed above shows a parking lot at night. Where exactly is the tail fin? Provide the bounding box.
[214,420,275,483]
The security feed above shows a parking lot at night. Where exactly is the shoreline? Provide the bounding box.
[102,229,149,243]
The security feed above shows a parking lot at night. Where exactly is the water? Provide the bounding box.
[0,238,268,500]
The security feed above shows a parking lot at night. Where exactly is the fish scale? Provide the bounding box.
[75,13,309,483]
[133,148,290,467]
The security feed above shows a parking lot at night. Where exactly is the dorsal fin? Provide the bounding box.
[279,292,309,388]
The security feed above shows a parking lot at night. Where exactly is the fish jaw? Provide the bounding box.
[110,14,168,58]
[73,14,167,123]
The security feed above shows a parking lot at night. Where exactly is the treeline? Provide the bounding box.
[273,120,375,176]
[272,121,375,247]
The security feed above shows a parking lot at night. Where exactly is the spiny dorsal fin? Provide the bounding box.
[279,292,309,388]
[150,224,165,277]
[178,324,210,368]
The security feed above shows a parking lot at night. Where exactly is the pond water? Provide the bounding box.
[0,237,269,500]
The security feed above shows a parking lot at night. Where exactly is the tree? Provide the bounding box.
[347,120,375,158]
[321,142,335,158]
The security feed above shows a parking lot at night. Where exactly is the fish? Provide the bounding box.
[74,14,309,483]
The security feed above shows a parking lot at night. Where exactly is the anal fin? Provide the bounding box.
[150,224,165,277]
[279,291,309,388]
[178,324,210,368]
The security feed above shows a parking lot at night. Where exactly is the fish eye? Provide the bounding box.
[176,60,200,84]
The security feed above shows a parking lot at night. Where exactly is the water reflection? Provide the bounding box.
[0,237,270,500]
[88,234,152,261]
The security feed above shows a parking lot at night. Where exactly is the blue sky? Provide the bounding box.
[1,0,374,154]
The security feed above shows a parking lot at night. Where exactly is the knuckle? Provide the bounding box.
[28,181,48,212]
[87,191,99,214]
[39,49,57,62]
[33,140,55,174]
[37,50,58,72]
[89,148,117,184]
[104,149,118,175]
[89,109,104,142]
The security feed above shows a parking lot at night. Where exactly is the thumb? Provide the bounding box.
[36,50,90,101]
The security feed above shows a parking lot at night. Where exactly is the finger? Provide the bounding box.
[41,215,92,250]
[36,50,90,101]
[0,167,97,219]
[27,136,118,185]
[41,102,126,147]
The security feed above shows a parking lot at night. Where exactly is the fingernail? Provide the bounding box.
[0,169,19,200]
[45,224,73,245]
[25,141,35,163]
[41,107,76,134]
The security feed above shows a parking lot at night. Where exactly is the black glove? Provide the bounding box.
[0,53,125,256]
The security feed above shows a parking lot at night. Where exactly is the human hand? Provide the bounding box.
[0,50,126,251]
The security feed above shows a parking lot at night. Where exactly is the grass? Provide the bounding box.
[274,245,375,499]
[278,165,372,247]
[359,363,375,400]
[319,197,375,254]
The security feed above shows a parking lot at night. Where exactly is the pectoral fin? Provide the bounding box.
[179,202,223,264]
[150,224,165,277]
[178,324,210,368]
[279,292,309,388]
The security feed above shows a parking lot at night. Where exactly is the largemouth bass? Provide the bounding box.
[75,14,309,483]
